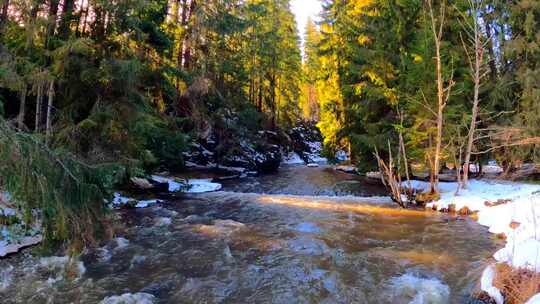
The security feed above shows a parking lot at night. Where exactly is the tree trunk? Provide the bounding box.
[432,39,444,193]
[182,0,197,70]
[58,0,75,38]
[0,0,9,32]
[46,80,54,140]
[35,83,43,132]
[427,0,452,194]
[462,3,484,188]
[46,0,60,47]
[18,86,27,129]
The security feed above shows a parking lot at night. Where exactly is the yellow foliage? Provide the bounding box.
[357,34,371,46]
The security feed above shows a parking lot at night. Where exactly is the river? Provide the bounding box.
[0,165,499,303]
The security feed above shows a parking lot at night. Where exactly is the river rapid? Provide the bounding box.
[0,165,499,303]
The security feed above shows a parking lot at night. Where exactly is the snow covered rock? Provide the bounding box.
[0,235,42,257]
[112,193,159,209]
[150,176,221,193]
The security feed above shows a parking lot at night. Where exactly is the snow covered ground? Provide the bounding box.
[407,179,540,303]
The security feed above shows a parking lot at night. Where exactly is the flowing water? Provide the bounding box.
[0,165,499,303]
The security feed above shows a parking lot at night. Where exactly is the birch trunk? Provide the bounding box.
[35,83,43,132]
[462,2,484,188]
[46,80,54,140]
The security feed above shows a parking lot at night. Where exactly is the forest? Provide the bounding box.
[0,0,540,303]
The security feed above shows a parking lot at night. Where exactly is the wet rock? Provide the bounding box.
[182,215,213,225]
[128,177,169,194]
[100,292,156,304]
[253,145,282,173]
[335,165,358,174]
[131,177,153,190]
[286,121,325,163]
[154,217,172,227]
[484,199,512,207]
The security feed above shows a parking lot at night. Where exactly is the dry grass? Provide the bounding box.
[494,263,540,303]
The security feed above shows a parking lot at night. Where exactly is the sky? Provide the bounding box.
[290,0,322,53]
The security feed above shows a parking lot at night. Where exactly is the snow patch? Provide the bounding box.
[0,235,42,257]
[480,265,504,304]
[112,193,159,209]
[526,293,540,304]
[151,176,221,193]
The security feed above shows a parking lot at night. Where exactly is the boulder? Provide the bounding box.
[127,177,169,194]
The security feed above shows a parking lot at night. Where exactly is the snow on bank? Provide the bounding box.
[408,179,540,301]
[151,175,221,193]
[480,265,504,304]
[112,177,222,208]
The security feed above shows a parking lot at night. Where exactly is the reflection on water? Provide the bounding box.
[0,166,498,303]
[221,165,388,197]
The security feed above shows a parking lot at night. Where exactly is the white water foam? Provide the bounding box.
[386,273,450,304]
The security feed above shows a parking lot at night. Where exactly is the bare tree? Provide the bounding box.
[458,0,489,188]
[427,0,455,193]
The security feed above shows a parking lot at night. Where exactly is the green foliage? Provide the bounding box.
[0,120,111,249]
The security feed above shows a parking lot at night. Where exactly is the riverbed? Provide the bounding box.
[0,165,499,303]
